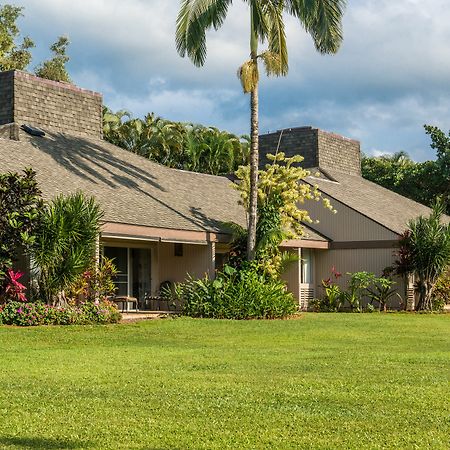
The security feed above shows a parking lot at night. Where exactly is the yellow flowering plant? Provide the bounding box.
[232,153,335,277]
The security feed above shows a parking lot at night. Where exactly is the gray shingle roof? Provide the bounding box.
[305,168,448,235]
[0,129,246,234]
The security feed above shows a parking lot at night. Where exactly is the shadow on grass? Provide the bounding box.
[0,436,92,449]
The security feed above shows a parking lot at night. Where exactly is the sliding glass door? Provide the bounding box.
[103,246,151,306]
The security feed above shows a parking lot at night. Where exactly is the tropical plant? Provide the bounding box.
[433,269,450,311]
[31,192,103,305]
[171,264,297,319]
[176,0,346,259]
[1,268,27,303]
[311,266,343,312]
[66,257,118,303]
[395,199,450,311]
[0,168,43,284]
[102,108,250,174]
[35,35,71,82]
[0,4,34,71]
[231,152,334,276]
[362,125,450,215]
[364,269,400,312]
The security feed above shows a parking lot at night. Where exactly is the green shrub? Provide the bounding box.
[172,265,297,319]
[0,300,121,326]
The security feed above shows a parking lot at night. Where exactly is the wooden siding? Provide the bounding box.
[157,242,214,290]
[315,248,406,308]
[305,194,398,241]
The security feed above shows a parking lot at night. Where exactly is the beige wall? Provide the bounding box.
[306,195,397,241]
[101,239,214,296]
[282,249,301,302]
[156,242,215,290]
[314,247,406,308]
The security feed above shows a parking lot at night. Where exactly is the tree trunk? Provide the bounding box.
[247,84,259,260]
[247,11,259,261]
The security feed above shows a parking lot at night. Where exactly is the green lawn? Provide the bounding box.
[0,314,448,449]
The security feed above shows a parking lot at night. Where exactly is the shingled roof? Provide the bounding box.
[304,168,447,235]
[0,128,246,235]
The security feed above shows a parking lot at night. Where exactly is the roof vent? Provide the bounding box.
[21,124,46,137]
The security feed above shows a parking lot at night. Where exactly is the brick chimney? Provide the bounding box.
[0,70,103,139]
[259,126,361,176]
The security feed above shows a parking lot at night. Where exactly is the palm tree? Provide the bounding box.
[176,0,346,259]
[398,200,450,311]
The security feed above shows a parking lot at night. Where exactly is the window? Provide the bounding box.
[103,247,128,296]
[174,243,183,257]
[301,249,313,284]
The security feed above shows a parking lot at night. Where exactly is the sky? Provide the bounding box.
[8,0,450,161]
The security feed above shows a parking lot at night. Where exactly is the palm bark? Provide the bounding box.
[247,85,259,260]
[246,15,259,260]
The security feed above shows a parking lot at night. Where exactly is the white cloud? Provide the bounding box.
[7,0,450,160]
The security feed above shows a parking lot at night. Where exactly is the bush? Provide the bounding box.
[172,265,297,319]
[433,269,449,311]
[0,300,121,326]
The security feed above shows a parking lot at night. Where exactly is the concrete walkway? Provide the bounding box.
[120,311,178,322]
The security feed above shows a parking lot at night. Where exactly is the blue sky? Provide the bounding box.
[9,0,450,161]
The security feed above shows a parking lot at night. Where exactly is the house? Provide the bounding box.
[0,71,438,309]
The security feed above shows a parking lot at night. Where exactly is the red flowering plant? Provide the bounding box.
[1,269,27,303]
[310,266,343,312]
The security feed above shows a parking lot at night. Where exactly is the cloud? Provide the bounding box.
[7,0,450,161]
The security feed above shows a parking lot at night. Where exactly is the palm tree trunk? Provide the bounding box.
[247,11,259,261]
[247,84,259,260]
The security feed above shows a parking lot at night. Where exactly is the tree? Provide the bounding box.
[102,107,250,174]
[396,200,450,311]
[0,169,43,284]
[31,192,103,305]
[0,4,34,71]
[35,35,71,82]
[362,125,450,215]
[231,152,335,276]
[176,0,346,260]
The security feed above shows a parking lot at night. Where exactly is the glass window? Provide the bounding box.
[103,247,128,296]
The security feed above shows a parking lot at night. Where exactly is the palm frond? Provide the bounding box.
[176,0,232,67]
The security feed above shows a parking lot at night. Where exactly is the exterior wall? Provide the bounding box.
[317,130,361,176]
[259,126,361,176]
[305,194,398,241]
[0,70,103,139]
[157,242,215,289]
[282,249,301,303]
[315,248,406,308]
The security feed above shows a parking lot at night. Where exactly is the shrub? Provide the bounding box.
[0,300,121,326]
[432,269,449,312]
[172,265,297,319]
[311,267,343,312]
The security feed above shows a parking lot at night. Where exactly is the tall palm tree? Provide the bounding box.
[176,0,346,260]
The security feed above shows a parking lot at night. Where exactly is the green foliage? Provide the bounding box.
[34,35,71,82]
[0,4,34,71]
[433,270,450,311]
[362,125,450,215]
[0,300,121,326]
[312,268,400,312]
[31,192,103,304]
[231,153,334,277]
[172,264,297,319]
[0,168,43,283]
[396,199,450,311]
[103,108,249,175]
[66,257,118,303]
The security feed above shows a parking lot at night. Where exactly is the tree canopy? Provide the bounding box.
[103,107,250,175]
[362,125,450,215]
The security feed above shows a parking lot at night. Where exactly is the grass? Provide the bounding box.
[0,314,449,449]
